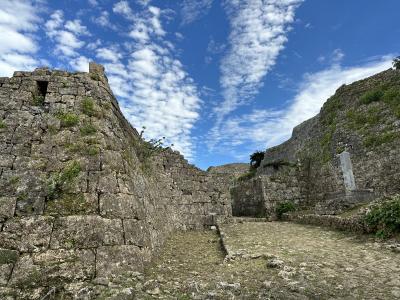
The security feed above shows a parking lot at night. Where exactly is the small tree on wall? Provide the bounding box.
[393,56,400,70]
[250,150,265,169]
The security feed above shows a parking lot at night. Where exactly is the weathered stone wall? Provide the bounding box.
[0,64,234,298]
[232,68,400,217]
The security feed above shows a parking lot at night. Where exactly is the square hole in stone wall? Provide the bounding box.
[36,81,48,98]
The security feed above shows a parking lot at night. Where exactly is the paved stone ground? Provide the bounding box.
[137,222,400,299]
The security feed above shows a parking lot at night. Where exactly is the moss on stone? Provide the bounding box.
[46,193,91,215]
[0,119,6,129]
[47,161,82,200]
[32,95,45,106]
[80,122,97,136]
[0,249,18,264]
[57,112,79,128]
[81,97,95,117]
[8,176,20,186]
[364,131,398,148]
[90,73,101,81]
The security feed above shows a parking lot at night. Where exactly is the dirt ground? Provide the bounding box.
[137,221,400,299]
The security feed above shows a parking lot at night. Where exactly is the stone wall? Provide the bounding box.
[0,63,234,298]
[232,68,400,217]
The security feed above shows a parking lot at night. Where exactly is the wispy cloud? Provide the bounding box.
[45,10,90,71]
[108,2,202,159]
[217,0,304,119]
[180,0,213,25]
[209,56,393,160]
[0,0,42,76]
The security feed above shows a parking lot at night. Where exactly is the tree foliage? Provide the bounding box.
[250,150,265,169]
[393,56,400,70]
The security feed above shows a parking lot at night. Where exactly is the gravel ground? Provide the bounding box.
[136,222,400,299]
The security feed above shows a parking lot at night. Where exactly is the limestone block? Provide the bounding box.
[0,264,13,285]
[0,155,14,168]
[0,216,54,252]
[45,193,98,216]
[0,249,18,285]
[123,219,151,248]
[96,171,119,194]
[10,249,95,288]
[50,215,124,249]
[0,197,16,222]
[59,87,78,96]
[100,193,145,219]
[96,245,151,279]
[15,194,45,216]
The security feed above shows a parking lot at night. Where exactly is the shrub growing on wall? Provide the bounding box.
[363,195,400,238]
[276,201,296,219]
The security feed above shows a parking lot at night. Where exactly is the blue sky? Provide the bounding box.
[1,0,399,169]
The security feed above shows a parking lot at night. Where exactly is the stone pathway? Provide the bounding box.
[137,221,400,299]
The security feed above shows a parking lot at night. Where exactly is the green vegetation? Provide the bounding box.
[364,131,397,148]
[237,168,256,182]
[276,201,296,219]
[363,195,400,238]
[360,90,384,105]
[32,94,45,106]
[80,122,97,136]
[346,107,381,130]
[0,249,18,264]
[321,96,343,126]
[47,124,58,135]
[393,56,400,70]
[134,127,173,172]
[57,112,79,128]
[320,124,336,163]
[81,97,95,116]
[0,119,6,129]
[47,161,82,200]
[8,176,20,186]
[66,141,99,157]
[250,150,265,169]
[90,73,101,81]
[358,84,400,118]
[46,193,92,215]
[336,145,346,154]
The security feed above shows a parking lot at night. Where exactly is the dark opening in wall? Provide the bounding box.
[37,81,48,98]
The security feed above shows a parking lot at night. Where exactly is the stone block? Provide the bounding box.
[0,216,54,252]
[45,193,98,216]
[0,155,14,168]
[0,264,13,285]
[59,87,78,95]
[0,197,16,222]
[100,193,145,219]
[96,245,151,279]
[50,215,124,249]
[123,219,151,248]
[15,194,45,216]
[10,249,95,288]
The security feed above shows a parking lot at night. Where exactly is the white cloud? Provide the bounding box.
[105,5,201,159]
[70,55,91,72]
[92,11,118,30]
[96,47,122,62]
[180,0,213,25]
[0,0,41,76]
[65,19,90,35]
[88,0,98,6]
[208,56,393,159]
[113,1,134,19]
[45,11,88,61]
[216,0,304,120]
